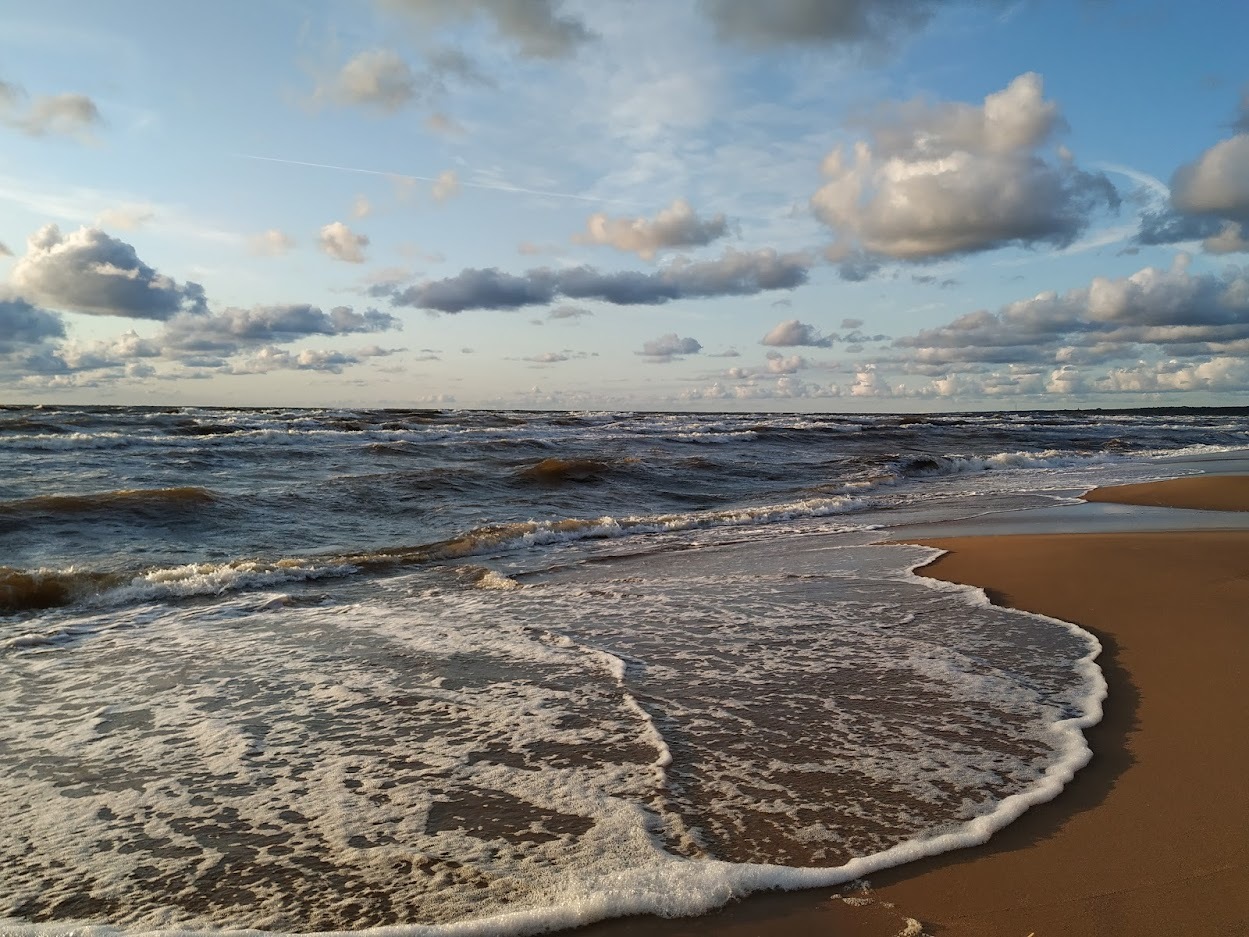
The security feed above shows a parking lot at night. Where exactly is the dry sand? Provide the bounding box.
[578,474,1249,937]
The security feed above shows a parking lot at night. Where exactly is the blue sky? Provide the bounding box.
[1,0,1247,410]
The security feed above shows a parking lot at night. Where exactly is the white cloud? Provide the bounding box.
[575,198,729,260]
[95,204,156,231]
[319,222,370,263]
[11,224,206,320]
[249,229,296,257]
[432,169,461,202]
[0,79,102,140]
[812,74,1118,267]
[638,333,702,361]
[761,318,833,347]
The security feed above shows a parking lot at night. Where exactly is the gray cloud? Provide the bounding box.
[548,304,593,319]
[162,304,401,356]
[1171,134,1249,221]
[575,198,730,260]
[761,318,833,347]
[0,79,101,139]
[1135,96,1249,255]
[702,0,952,49]
[813,74,1118,271]
[893,257,1249,370]
[380,0,594,59]
[0,241,10,257]
[0,297,65,353]
[319,222,370,263]
[11,225,207,320]
[639,333,702,362]
[315,46,490,114]
[390,248,810,313]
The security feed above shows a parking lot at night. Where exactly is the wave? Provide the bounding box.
[0,493,874,615]
[515,457,637,484]
[0,486,218,520]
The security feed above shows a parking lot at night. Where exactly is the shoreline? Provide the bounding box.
[578,474,1249,936]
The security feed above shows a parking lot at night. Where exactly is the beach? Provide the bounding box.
[583,473,1249,936]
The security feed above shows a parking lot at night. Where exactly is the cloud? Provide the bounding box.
[380,0,594,59]
[432,169,461,202]
[638,333,702,362]
[10,224,207,320]
[893,256,1249,370]
[0,242,10,257]
[812,73,1118,269]
[681,376,840,401]
[390,247,810,312]
[548,304,592,319]
[161,304,401,357]
[1133,95,1249,255]
[850,364,890,397]
[319,50,420,112]
[575,198,729,259]
[761,318,833,347]
[764,351,807,373]
[95,205,156,231]
[250,229,296,257]
[841,317,864,329]
[353,195,373,219]
[319,221,370,263]
[230,346,381,375]
[701,0,957,50]
[0,296,65,351]
[0,79,102,140]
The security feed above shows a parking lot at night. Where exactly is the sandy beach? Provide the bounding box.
[581,474,1249,936]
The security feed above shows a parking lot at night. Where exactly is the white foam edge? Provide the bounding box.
[4,544,1107,937]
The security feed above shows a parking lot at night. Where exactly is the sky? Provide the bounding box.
[1,0,1248,412]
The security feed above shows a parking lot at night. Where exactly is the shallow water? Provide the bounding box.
[1,405,1243,934]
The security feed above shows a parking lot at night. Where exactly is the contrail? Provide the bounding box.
[235,153,629,205]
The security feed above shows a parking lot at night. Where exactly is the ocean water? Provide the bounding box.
[2,405,1246,935]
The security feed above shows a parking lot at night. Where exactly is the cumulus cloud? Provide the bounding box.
[0,296,65,352]
[389,247,810,312]
[850,364,890,397]
[11,225,207,320]
[319,50,419,112]
[0,79,102,139]
[1134,94,1249,255]
[432,169,461,202]
[575,198,729,260]
[380,0,594,59]
[764,351,807,373]
[812,73,1118,270]
[638,333,702,362]
[1165,131,1249,255]
[231,346,375,375]
[761,318,833,347]
[892,257,1249,383]
[250,229,296,257]
[319,222,370,263]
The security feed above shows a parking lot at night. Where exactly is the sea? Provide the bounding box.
[2,404,1247,936]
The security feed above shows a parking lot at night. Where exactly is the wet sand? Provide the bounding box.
[579,475,1249,937]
